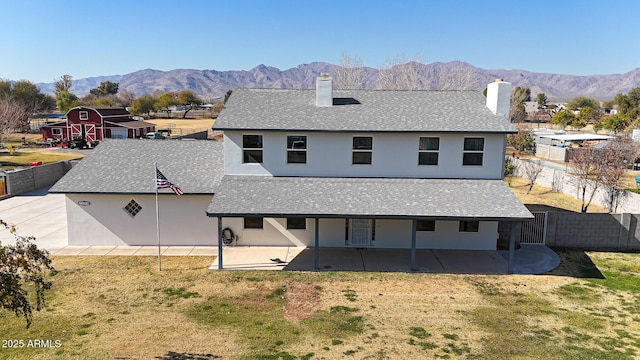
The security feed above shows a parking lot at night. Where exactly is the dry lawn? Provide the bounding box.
[507,176,608,213]
[2,253,640,359]
[145,118,215,138]
[0,148,84,170]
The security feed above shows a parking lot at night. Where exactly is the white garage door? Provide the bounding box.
[111,129,128,139]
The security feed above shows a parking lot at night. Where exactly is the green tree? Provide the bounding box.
[54,75,79,113]
[178,90,202,119]
[154,92,180,118]
[507,125,535,152]
[614,88,640,122]
[89,81,119,97]
[536,93,548,108]
[551,109,576,129]
[576,106,601,124]
[0,221,54,328]
[566,96,599,111]
[56,91,80,113]
[601,113,630,134]
[54,74,73,94]
[570,118,587,130]
[130,94,157,117]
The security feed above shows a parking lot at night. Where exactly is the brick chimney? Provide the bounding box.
[316,73,333,107]
[486,78,511,117]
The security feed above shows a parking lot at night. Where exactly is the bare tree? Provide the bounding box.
[600,140,633,212]
[334,53,366,90]
[376,54,425,90]
[0,96,29,142]
[431,61,476,90]
[568,142,629,213]
[521,159,543,194]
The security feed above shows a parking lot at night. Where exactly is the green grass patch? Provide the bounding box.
[555,283,602,303]
[161,287,200,299]
[342,289,357,302]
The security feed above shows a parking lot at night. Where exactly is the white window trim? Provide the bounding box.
[418,136,440,166]
[286,134,307,165]
[242,134,263,164]
[352,135,373,165]
[462,137,485,166]
[52,128,62,136]
[79,111,89,120]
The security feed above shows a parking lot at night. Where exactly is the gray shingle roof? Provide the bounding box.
[206,176,533,220]
[50,139,223,194]
[214,89,516,133]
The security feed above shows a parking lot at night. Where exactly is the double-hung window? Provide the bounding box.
[418,137,439,165]
[243,135,263,163]
[287,135,307,164]
[352,136,373,165]
[463,138,484,166]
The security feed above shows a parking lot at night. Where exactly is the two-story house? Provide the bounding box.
[50,76,532,270]
[207,76,533,268]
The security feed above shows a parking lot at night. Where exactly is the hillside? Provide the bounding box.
[36,61,640,101]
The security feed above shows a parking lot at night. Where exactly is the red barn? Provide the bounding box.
[41,106,156,145]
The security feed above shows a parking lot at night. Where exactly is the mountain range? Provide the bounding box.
[36,61,640,102]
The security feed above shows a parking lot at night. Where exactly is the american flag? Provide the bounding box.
[156,168,183,195]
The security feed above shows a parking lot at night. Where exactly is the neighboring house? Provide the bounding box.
[206,76,533,267]
[41,106,156,143]
[49,139,223,246]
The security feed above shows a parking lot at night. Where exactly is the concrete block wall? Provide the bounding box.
[2,160,75,196]
[511,158,640,213]
[541,212,640,251]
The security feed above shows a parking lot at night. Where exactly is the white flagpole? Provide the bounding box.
[155,161,161,271]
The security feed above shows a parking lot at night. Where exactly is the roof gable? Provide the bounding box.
[67,106,130,118]
[214,89,516,133]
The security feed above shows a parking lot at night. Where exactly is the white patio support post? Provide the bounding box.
[508,222,521,274]
[217,216,223,270]
[410,219,417,271]
[314,217,320,270]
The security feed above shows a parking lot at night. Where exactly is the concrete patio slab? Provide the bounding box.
[107,246,143,255]
[134,246,170,256]
[78,246,117,255]
[285,248,366,271]
[188,246,218,256]
[53,246,91,256]
[162,246,197,256]
[433,250,509,274]
[499,244,561,274]
[211,246,305,270]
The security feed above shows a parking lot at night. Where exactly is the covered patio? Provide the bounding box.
[207,176,534,273]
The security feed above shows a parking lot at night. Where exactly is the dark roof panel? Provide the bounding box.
[206,176,533,220]
[214,89,516,133]
[50,139,223,194]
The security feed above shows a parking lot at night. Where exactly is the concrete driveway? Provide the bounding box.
[0,187,68,251]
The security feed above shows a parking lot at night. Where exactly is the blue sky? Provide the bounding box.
[2,0,639,83]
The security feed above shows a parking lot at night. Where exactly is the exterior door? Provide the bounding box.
[349,219,372,246]
[84,124,96,142]
[70,124,82,138]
